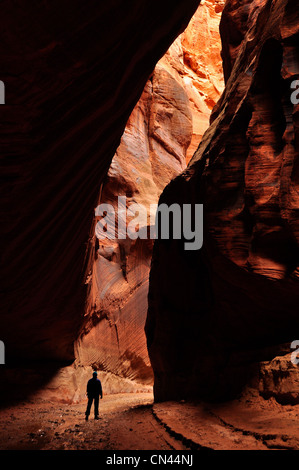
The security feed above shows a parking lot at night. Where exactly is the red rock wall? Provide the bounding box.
[75,69,192,384]
[181,0,225,161]
[146,0,299,402]
[76,0,223,384]
[75,2,224,387]
[0,0,201,366]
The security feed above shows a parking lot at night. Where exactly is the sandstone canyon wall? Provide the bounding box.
[181,0,225,162]
[0,0,201,370]
[75,1,224,389]
[146,0,299,402]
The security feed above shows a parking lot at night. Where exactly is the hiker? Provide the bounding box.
[85,371,103,421]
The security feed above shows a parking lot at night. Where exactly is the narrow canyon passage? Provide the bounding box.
[1,0,299,453]
[75,0,225,393]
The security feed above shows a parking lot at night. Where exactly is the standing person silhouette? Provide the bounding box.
[85,371,103,421]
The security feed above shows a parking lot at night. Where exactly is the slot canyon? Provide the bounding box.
[0,0,299,451]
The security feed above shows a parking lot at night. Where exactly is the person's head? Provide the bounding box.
[92,371,98,379]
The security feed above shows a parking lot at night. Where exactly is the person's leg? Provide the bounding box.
[85,397,93,420]
[94,396,99,418]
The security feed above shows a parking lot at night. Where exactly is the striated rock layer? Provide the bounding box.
[75,1,224,387]
[181,0,225,162]
[76,68,192,385]
[0,0,201,367]
[146,0,299,402]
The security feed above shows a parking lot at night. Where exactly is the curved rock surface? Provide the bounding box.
[76,1,224,385]
[76,68,192,384]
[146,0,299,402]
[181,0,225,161]
[0,0,201,365]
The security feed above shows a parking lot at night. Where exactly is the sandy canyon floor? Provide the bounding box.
[0,393,183,451]
[0,391,298,450]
